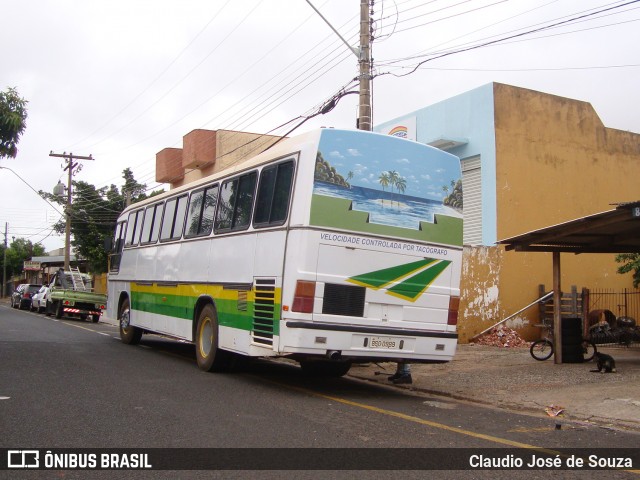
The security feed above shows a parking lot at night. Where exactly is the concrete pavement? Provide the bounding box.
[348,343,640,432]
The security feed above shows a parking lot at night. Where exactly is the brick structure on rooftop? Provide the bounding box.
[155,129,282,189]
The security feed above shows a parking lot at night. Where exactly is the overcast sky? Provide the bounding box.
[1,0,638,252]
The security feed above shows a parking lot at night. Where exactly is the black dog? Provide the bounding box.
[590,352,617,373]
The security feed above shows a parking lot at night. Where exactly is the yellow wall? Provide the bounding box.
[459,84,639,342]
[94,273,107,295]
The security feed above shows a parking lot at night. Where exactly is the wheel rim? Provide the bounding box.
[199,317,214,359]
[120,308,130,330]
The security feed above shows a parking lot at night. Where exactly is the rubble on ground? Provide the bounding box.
[472,325,529,348]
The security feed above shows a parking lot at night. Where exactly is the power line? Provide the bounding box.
[65,0,235,151]
[375,0,640,79]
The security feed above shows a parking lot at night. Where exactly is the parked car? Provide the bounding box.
[11,283,43,310]
[30,285,49,313]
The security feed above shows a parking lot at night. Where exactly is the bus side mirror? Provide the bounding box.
[104,237,113,252]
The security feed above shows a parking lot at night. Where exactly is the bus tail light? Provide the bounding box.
[447,296,460,326]
[292,280,316,313]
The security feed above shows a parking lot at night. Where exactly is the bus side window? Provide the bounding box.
[215,172,257,233]
[186,190,205,237]
[200,185,218,235]
[254,160,294,226]
[160,194,188,241]
[124,210,143,247]
[160,198,177,241]
[139,204,156,244]
[113,221,126,253]
[140,203,163,245]
[110,221,127,272]
[149,203,163,243]
[174,195,189,238]
[186,184,218,238]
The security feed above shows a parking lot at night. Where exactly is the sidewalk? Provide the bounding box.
[348,343,640,431]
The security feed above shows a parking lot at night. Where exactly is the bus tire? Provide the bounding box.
[300,360,352,377]
[119,298,142,345]
[195,304,229,373]
[92,315,100,323]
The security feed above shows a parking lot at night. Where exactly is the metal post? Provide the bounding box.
[552,251,562,364]
[2,222,7,298]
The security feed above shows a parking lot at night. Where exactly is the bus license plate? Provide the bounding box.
[366,336,402,349]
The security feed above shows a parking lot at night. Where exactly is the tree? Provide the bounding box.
[122,167,148,205]
[615,253,640,288]
[39,169,163,274]
[0,238,46,285]
[0,87,28,159]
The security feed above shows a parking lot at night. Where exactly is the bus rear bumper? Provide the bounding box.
[280,321,457,363]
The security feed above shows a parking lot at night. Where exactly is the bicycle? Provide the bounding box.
[530,318,597,361]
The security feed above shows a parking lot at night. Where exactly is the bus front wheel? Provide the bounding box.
[119,298,142,345]
[195,304,229,372]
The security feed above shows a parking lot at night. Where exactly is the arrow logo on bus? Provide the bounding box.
[347,258,451,302]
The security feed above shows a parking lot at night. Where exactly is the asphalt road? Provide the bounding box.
[1,305,638,479]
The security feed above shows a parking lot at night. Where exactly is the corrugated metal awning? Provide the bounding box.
[498,201,640,253]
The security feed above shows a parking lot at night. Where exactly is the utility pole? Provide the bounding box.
[2,223,7,298]
[304,0,372,130]
[49,152,94,270]
[358,0,372,131]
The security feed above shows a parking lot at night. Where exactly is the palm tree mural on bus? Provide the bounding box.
[443,179,463,211]
[378,170,407,207]
[395,176,407,207]
[312,129,462,235]
[378,172,390,203]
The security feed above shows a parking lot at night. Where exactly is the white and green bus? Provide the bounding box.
[107,128,463,376]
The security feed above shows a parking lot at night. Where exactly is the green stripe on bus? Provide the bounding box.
[130,290,281,335]
[387,260,452,301]
[347,259,437,289]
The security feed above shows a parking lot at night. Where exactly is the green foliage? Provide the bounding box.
[0,238,46,284]
[314,151,349,187]
[39,169,163,274]
[615,253,640,288]
[443,179,463,210]
[0,87,28,159]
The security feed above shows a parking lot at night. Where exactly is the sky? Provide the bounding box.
[1,0,638,252]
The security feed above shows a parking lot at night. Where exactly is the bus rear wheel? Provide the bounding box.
[195,304,230,372]
[119,298,142,345]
